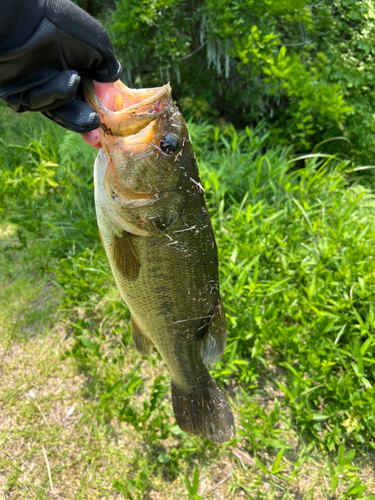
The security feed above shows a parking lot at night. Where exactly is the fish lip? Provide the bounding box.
[83,78,171,116]
[83,79,173,139]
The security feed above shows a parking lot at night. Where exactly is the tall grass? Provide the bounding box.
[1,105,375,497]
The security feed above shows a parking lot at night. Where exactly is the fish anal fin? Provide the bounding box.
[112,230,140,281]
[200,301,227,365]
[131,316,153,356]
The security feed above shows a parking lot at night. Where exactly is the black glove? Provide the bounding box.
[0,0,122,133]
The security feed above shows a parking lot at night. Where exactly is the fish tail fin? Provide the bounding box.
[171,376,235,443]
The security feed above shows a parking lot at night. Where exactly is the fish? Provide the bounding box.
[84,79,235,443]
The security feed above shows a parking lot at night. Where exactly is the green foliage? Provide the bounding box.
[185,468,202,499]
[72,0,114,16]
[327,442,374,498]
[2,107,375,495]
[197,125,375,450]
[106,0,375,163]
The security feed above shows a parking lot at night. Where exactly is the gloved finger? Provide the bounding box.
[88,60,122,84]
[43,99,99,133]
[6,70,81,112]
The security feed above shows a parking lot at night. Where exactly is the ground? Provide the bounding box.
[1,225,375,499]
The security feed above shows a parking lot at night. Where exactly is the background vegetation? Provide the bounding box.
[1,1,375,498]
[77,0,375,165]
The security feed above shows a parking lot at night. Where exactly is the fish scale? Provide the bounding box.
[85,79,235,443]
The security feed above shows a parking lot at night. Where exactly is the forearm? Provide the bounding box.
[0,0,46,51]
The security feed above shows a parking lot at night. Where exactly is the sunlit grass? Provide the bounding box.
[1,105,375,498]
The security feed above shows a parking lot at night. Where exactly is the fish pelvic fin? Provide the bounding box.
[131,316,153,356]
[171,376,235,443]
[112,230,140,281]
[200,301,227,365]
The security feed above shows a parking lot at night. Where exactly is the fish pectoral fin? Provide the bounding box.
[131,316,153,356]
[200,302,227,365]
[112,230,140,281]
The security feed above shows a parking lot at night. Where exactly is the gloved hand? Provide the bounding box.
[0,0,122,133]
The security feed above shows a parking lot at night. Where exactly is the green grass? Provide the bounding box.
[1,104,375,498]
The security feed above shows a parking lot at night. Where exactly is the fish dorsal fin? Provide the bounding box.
[131,316,153,356]
[200,301,227,365]
[112,230,140,281]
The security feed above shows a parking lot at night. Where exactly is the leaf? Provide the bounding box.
[331,474,339,492]
[337,442,345,465]
[185,475,194,496]
[327,459,335,477]
[311,412,329,421]
[343,449,355,465]
[169,425,183,435]
[360,336,373,355]
[272,448,285,474]
[185,469,200,497]
[357,352,364,377]
[158,452,170,464]
[345,480,367,496]
[192,468,200,494]
[255,457,269,475]
[275,380,292,400]
[80,336,93,349]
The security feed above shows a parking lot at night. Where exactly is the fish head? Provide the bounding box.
[84,79,190,234]
[84,79,188,188]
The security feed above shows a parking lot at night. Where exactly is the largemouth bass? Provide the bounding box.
[84,80,235,443]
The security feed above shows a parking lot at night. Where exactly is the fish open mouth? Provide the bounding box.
[85,79,177,214]
[84,79,172,139]
[98,82,171,114]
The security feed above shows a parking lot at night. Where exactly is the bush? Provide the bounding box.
[97,0,375,164]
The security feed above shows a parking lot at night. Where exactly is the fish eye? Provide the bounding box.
[159,134,179,155]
